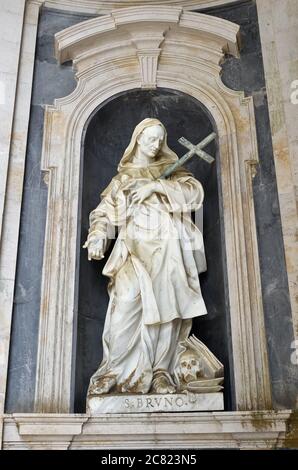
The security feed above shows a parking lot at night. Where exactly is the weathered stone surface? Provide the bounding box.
[2,410,294,450]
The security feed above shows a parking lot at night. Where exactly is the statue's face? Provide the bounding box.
[137,125,165,159]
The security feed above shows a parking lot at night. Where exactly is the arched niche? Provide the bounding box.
[75,88,233,412]
[34,6,272,413]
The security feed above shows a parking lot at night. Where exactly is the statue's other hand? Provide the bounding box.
[131,182,155,204]
[83,238,105,261]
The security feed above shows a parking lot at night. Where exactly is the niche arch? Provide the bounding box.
[75,87,232,412]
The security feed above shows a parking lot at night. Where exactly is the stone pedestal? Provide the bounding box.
[87,392,224,414]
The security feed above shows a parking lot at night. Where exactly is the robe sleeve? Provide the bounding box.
[159,171,204,213]
[84,178,126,252]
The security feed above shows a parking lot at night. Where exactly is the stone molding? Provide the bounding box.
[54,7,239,64]
[39,0,242,15]
[2,410,296,449]
[33,6,272,414]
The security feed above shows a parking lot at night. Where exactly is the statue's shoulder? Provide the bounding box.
[100,172,129,198]
[170,166,193,180]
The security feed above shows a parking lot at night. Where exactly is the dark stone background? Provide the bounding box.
[5,0,297,412]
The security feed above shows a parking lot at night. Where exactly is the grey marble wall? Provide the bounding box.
[5,1,297,412]
[5,7,92,413]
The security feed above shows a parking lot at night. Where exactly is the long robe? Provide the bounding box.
[87,163,207,394]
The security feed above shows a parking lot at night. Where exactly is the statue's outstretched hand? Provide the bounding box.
[83,237,105,261]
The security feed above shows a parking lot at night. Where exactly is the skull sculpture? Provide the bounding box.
[179,350,202,384]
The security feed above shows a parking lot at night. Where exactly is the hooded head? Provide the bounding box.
[118,118,179,171]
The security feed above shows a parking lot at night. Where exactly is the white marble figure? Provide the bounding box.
[83,118,208,396]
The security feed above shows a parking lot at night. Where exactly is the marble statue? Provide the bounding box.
[83,118,212,397]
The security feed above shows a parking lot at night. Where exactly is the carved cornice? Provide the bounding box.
[27,0,44,6]
[54,6,240,89]
[32,0,242,15]
[55,7,240,66]
[3,411,295,449]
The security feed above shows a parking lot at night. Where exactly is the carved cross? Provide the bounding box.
[160,132,216,179]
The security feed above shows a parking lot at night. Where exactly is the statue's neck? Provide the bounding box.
[132,149,155,167]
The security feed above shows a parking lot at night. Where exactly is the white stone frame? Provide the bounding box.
[34,6,272,413]
[0,0,43,445]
